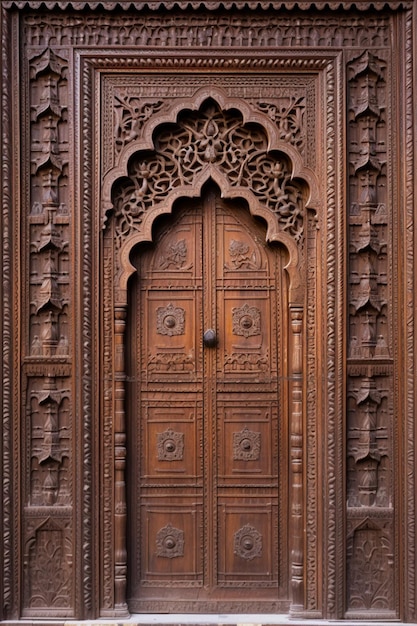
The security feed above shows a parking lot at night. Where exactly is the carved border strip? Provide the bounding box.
[403,7,415,620]
[1,7,14,619]
[3,1,412,10]
[323,55,343,619]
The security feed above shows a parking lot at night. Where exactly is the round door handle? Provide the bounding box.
[203,329,217,347]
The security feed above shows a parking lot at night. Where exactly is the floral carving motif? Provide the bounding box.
[114,94,165,153]
[156,524,185,559]
[158,239,188,270]
[232,303,261,338]
[157,429,184,461]
[227,240,258,270]
[234,524,263,560]
[112,100,304,248]
[156,303,185,336]
[254,96,306,155]
[233,427,261,461]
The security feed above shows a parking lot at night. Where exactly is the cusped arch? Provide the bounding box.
[105,89,320,305]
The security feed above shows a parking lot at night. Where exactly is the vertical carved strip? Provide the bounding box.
[346,50,395,617]
[289,308,304,613]
[404,7,415,620]
[114,307,128,615]
[81,57,93,617]
[1,7,13,618]
[324,57,341,618]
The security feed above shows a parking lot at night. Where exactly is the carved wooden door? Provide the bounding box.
[127,185,289,612]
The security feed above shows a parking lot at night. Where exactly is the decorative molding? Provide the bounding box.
[4,1,409,11]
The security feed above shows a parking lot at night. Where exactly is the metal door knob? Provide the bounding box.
[203,329,217,347]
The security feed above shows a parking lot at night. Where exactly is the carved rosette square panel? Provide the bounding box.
[156,524,185,559]
[157,429,185,461]
[232,304,261,338]
[233,524,263,561]
[156,303,185,337]
[233,427,261,461]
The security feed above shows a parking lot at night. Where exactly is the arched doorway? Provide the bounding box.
[126,184,290,612]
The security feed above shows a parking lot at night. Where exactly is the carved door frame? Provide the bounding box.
[1,2,415,621]
[101,87,320,614]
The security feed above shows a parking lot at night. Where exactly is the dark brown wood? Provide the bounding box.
[0,1,416,622]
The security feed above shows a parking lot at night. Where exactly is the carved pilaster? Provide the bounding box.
[23,46,74,617]
[289,308,304,614]
[346,50,395,618]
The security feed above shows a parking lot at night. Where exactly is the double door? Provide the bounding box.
[127,187,289,612]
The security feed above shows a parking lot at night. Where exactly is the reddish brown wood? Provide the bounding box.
[1,1,415,622]
[126,189,289,612]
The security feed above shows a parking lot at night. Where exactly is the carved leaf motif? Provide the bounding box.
[232,303,261,338]
[233,524,263,561]
[156,524,185,559]
[233,427,261,461]
[156,303,185,336]
[157,429,184,461]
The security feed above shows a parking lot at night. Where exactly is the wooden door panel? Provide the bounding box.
[129,190,287,610]
[218,402,277,482]
[140,400,202,481]
[217,500,278,583]
[140,499,203,582]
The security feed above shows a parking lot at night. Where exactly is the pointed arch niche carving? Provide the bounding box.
[100,89,320,615]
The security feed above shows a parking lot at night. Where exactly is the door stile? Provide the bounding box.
[202,189,218,591]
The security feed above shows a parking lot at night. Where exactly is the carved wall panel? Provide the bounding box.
[0,1,415,623]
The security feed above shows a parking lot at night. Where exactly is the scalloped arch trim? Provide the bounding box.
[3,1,409,10]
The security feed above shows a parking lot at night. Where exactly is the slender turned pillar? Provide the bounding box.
[289,307,304,614]
[114,306,128,614]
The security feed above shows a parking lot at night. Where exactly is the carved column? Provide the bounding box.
[113,307,128,615]
[289,308,304,613]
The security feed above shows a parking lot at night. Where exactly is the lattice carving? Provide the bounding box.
[112,100,305,249]
[233,524,263,560]
[156,524,185,558]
